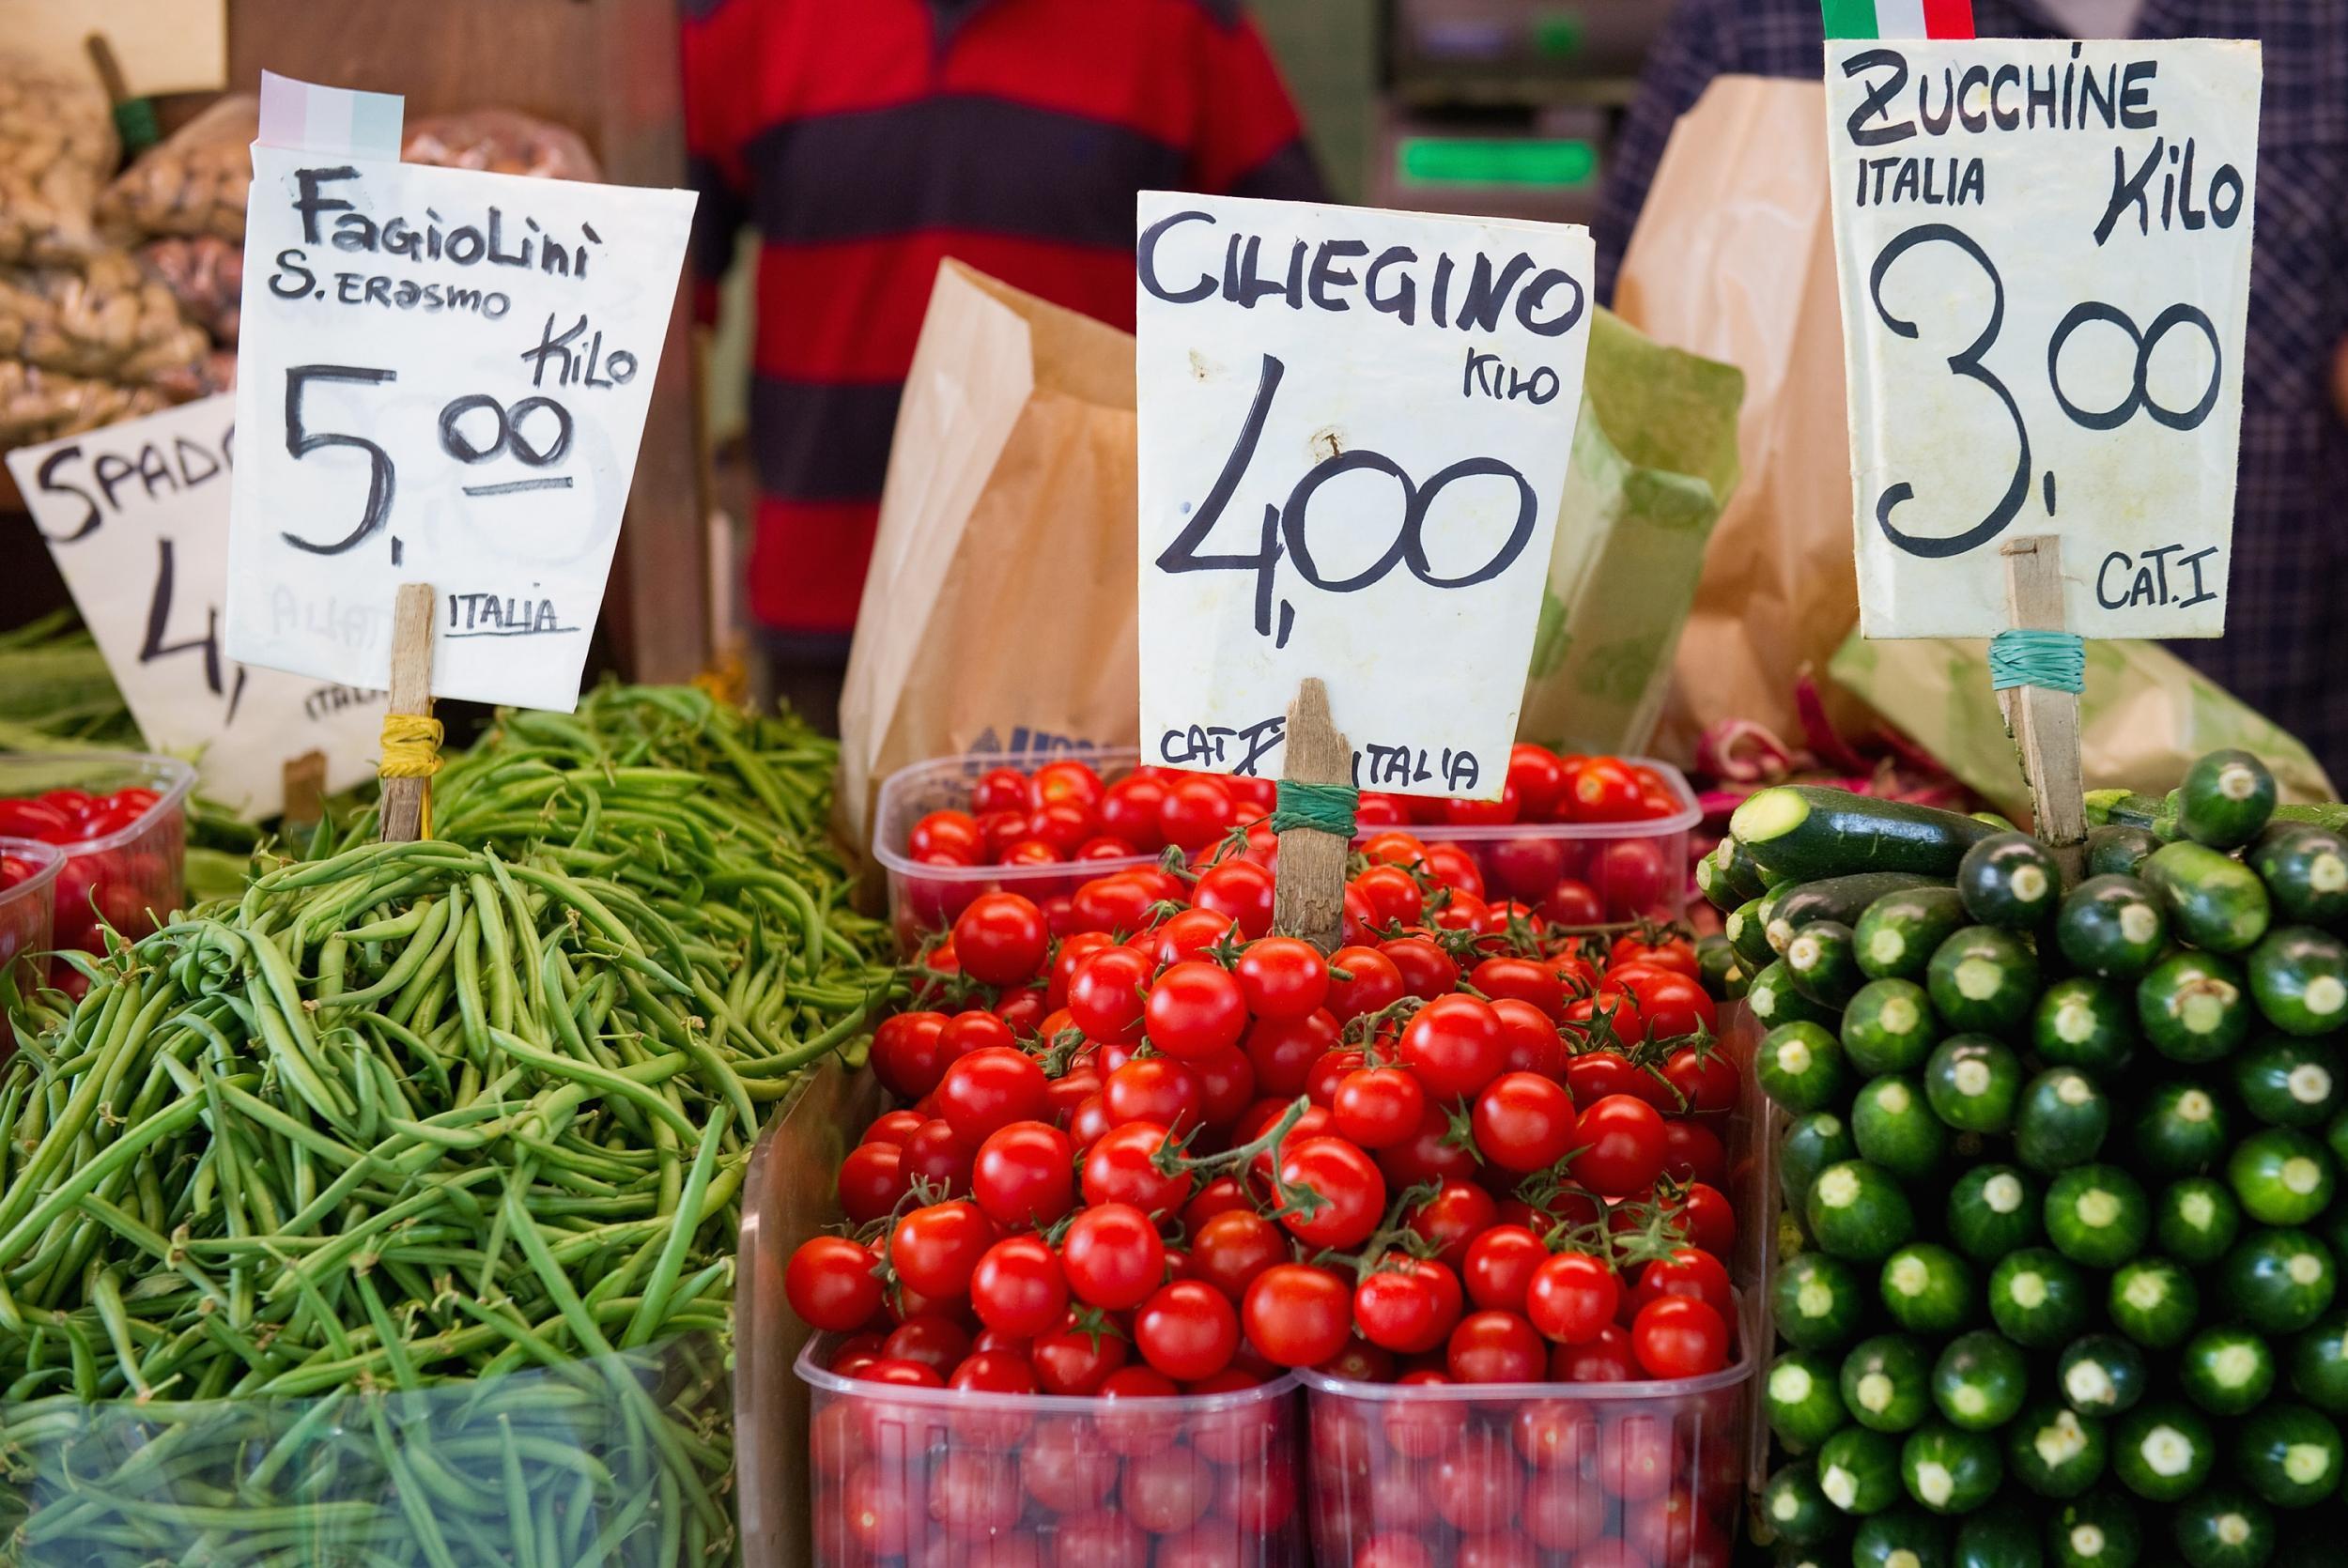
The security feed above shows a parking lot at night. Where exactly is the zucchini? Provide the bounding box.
[1989,1246,2093,1348]
[2049,1489,2142,1567]
[1855,884,1972,981]
[1843,1332,1936,1434]
[2221,1228,2334,1336]
[1879,1242,1975,1336]
[1851,1073,1949,1180]
[1853,1508,1953,1568]
[2034,976,2137,1070]
[1923,1034,2022,1134]
[1807,1160,1918,1263]
[2086,787,2161,830]
[1769,871,1945,951]
[1732,786,2000,882]
[1819,1422,1905,1514]
[2178,747,2277,850]
[2139,950,2252,1063]
[1781,1109,1858,1214]
[1956,1505,2045,1568]
[2178,1324,2276,1416]
[2132,1080,2231,1176]
[2044,1163,2151,1268]
[2144,839,2273,954]
[2086,823,2161,878]
[1902,1421,2003,1514]
[2109,1256,2201,1349]
[1695,930,1747,1000]
[2233,1400,2342,1509]
[2016,1067,2113,1172]
[1947,1164,2043,1262]
[1763,1461,1842,1546]
[1775,1250,1870,1351]
[1926,926,2040,1035]
[2286,1307,2348,1413]
[2234,1035,2340,1128]
[1844,977,1941,1074]
[1957,832,2066,929]
[2111,1399,2217,1502]
[1767,1348,1850,1451]
[2248,822,2348,928]
[2055,874,2168,978]
[2228,1127,2336,1226]
[1748,959,1841,1031]
[2057,1334,2146,1419]
[2170,1484,2276,1568]
[2009,1400,2108,1499]
[2247,925,2348,1037]
[1932,1329,2028,1431]
[1695,838,1744,913]
[1784,919,1866,1007]
[1758,1021,1848,1115]
[2155,1176,2242,1268]
[1728,896,1777,969]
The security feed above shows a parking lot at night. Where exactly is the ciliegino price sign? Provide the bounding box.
[225,75,694,710]
[1827,28,2262,637]
[5,395,387,815]
[1135,194,1594,800]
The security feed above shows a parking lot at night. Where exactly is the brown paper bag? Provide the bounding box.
[1611,77,1869,762]
[834,261,1138,866]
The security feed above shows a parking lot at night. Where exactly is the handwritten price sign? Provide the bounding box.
[1829,38,2261,638]
[226,137,694,709]
[6,396,387,815]
[1135,194,1593,799]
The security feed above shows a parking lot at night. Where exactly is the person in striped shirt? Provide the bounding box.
[683,0,1324,730]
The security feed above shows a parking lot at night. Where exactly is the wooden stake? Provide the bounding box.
[1270,678,1352,954]
[281,750,327,834]
[379,584,437,844]
[2000,536,2087,882]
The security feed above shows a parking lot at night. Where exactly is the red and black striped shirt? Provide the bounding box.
[683,0,1325,639]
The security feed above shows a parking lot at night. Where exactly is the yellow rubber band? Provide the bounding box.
[379,714,445,838]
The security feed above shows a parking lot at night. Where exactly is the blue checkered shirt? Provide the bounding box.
[1599,0,2348,781]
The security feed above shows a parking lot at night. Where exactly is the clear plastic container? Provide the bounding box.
[798,1337,1305,1567]
[873,749,1700,949]
[1298,1296,1760,1568]
[0,751,194,969]
[0,836,60,1053]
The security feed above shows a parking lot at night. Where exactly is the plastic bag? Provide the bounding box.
[138,234,241,341]
[97,93,256,242]
[0,361,169,449]
[0,56,116,266]
[0,252,209,384]
[403,109,601,180]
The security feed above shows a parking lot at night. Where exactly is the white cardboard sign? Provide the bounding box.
[225,144,696,710]
[6,396,388,816]
[1135,193,1593,799]
[1829,38,2261,638]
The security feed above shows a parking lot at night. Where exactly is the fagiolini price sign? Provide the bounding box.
[1829,38,2262,638]
[226,88,694,711]
[1135,194,1594,800]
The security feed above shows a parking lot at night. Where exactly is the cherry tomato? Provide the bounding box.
[1629,1247,1733,1323]
[1182,1175,1254,1233]
[1028,759,1104,816]
[1568,758,1645,822]
[1470,955,1566,1019]
[836,1141,908,1225]
[935,1047,1050,1145]
[1593,838,1671,918]
[1525,1251,1620,1345]
[1103,1055,1203,1130]
[1513,1398,1599,1474]
[910,807,981,864]
[784,1236,883,1331]
[1350,865,1425,930]
[1407,1181,1498,1271]
[1149,907,1241,969]
[1066,945,1152,1041]
[1609,930,1700,980]
[1134,1280,1240,1380]
[1078,1119,1192,1218]
[1069,876,1158,940]
[1631,1295,1729,1378]
[1189,1045,1255,1129]
[1398,994,1507,1099]
[1274,1136,1385,1251]
[1380,935,1460,1002]
[1447,1309,1545,1383]
[938,1008,1017,1061]
[1660,1116,1729,1189]
[1159,776,1237,852]
[1661,1039,1739,1119]
[929,1449,1024,1538]
[1679,1181,1738,1260]
[881,1314,972,1377]
[1331,1065,1426,1149]
[1020,1411,1120,1504]
[1423,843,1486,898]
[1120,1445,1216,1533]
[1145,961,1249,1061]
[1244,1007,1338,1098]
[1058,1202,1165,1310]
[888,1201,993,1299]
[1231,935,1328,1022]
[1352,1255,1464,1355]
[1305,1048,1365,1110]
[1609,966,1718,1040]
[1380,1367,1469,1458]
[1567,1094,1667,1198]
[901,1117,973,1196]
[1240,1263,1353,1368]
[1376,1102,1482,1191]
[1324,945,1405,1022]
[1191,858,1276,939]
[1491,998,1568,1079]
[1189,1209,1287,1301]
[970,1120,1075,1227]
[1564,1048,1639,1106]
[1030,1312,1129,1395]
[1461,1224,1548,1313]
[950,892,1050,986]
[1507,744,1568,819]
[1098,774,1170,850]
[970,767,1030,815]
[1542,878,1603,926]
[1552,1321,1639,1383]
[1470,1071,1578,1174]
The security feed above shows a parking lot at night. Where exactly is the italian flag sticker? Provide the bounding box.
[1823,0,1976,38]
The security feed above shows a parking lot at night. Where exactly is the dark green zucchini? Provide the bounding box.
[2177,747,2277,850]
[2086,823,2161,878]
[2249,822,2348,927]
[2055,874,2168,978]
[1728,895,1777,969]
[1855,884,1972,981]
[2143,839,2272,954]
[1785,920,1866,1007]
[1957,832,2066,929]
[2247,925,2348,1038]
[1748,959,1842,1031]
[1844,977,1941,1075]
[1732,786,2000,882]
[2138,950,2252,1063]
[1927,925,2041,1035]
[1769,872,1946,952]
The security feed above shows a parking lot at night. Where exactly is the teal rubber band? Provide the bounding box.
[1265,780,1359,838]
[1987,629,2086,695]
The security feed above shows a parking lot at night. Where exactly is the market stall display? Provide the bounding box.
[1735,754,2348,1564]
[0,750,192,984]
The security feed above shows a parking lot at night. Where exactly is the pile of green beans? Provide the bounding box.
[0,689,894,1566]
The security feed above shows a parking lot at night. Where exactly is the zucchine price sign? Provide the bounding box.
[1829,37,2261,638]
[1135,194,1593,801]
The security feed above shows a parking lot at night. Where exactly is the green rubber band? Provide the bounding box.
[1987,628,2086,695]
[1266,780,1359,838]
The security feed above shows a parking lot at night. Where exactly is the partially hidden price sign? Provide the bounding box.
[5,395,388,815]
[225,75,696,711]
[1135,193,1594,800]
[1828,38,2262,638]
